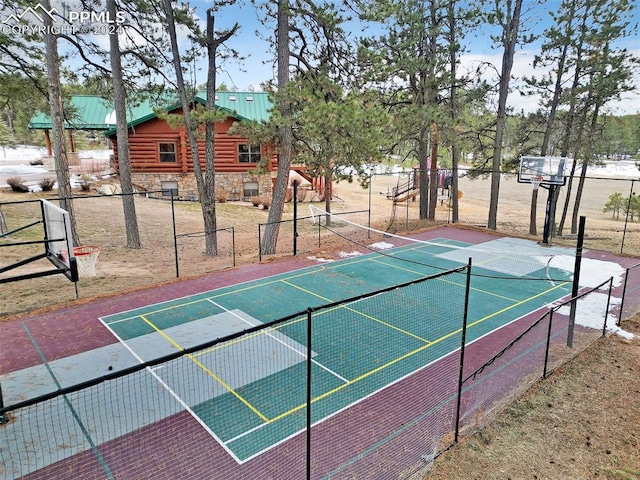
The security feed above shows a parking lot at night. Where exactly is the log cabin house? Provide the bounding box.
[105,91,278,200]
[30,92,329,201]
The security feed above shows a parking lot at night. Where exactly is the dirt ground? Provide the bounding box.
[1,169,639,479]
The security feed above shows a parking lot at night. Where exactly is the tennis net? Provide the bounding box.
[308,205,576,283]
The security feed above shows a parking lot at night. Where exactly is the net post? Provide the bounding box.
[567,215,586,347]
[454,258,472,443]
[258,223,263,262]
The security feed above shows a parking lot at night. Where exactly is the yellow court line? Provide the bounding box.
[269,340,433,423]
[268,280,570,423]
[139,315,269,423]
[281,280,432,344]
[369,257,521,303]
[192,317,306,357]
[123,238,455,319]
[204,255,382,301]
[343,305,432,344]
[280,279,333,303]
[125,296,212,320]
[467,281,570,329]
[140,314,184,351]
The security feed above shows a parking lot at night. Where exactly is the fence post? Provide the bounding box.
[306,308,313,480]
[567,216,586,347]
[620,179,635,255]
[368,176,372,238]
[543,309,554,379]
[618,266,631,326]
[454,259,472,443]
[293,180,298,256]
[602,277,614,337]
[0,379,7,424]
[171,190,179,278]
[258,223,262,262]
[231,227,236,267]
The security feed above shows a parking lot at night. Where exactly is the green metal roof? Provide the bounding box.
[200,91,273,123]
[103,91,273,136]
[30,92,274,134]
[29,95,114,130]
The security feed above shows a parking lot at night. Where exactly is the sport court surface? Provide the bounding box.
[4,226,632,479]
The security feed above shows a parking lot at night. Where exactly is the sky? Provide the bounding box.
[0,1,637,113]
[183,0,640,115]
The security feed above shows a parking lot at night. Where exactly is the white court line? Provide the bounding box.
[97,318,245,464]
[206,299,349,384]
[98,237,465,324]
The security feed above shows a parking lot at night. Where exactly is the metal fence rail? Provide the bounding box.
[619,262,640,324]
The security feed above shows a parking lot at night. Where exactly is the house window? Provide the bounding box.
[159,142,177,163]
[161,181,178,198]
[239,144,261,163]
[243,181,259,198]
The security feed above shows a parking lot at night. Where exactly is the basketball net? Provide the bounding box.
[531,176,544,191]
[73,246,100,278]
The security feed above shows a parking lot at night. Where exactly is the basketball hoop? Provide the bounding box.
[531,176,544,191]
[73,245,100,278]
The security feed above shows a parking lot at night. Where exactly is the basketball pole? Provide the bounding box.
[541,184,556,245]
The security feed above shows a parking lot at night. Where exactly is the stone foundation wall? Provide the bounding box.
[131,172,273,201]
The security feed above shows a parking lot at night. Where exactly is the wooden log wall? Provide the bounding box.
[110,115,277,174]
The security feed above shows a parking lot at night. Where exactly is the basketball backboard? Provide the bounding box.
[41,200,78,282]
[0,199,78,284]
[517,156,568,186]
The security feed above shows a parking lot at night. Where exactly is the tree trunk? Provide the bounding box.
[107,0,141,249]
[450,144,460,223]
[203,10,219,255]
[570,160,588,233]
[42,0,79,246]
[447,0,459,224]
[261,0,292,255]
[571,104,601,234]
[488,0,523,230]
[418,133,429,219]
[557,158,576,236]
[529,187,539,235]
[0,205,7,234]
[323,168,332,226]
[163,0,217,256]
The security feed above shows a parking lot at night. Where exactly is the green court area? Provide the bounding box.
[100,237,574,462]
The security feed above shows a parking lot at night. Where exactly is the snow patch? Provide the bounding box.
[550,255,626,288]
[554,292,633,339]
[307,256,334,263]
[370,242,395,250]
[339,251,363,258]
